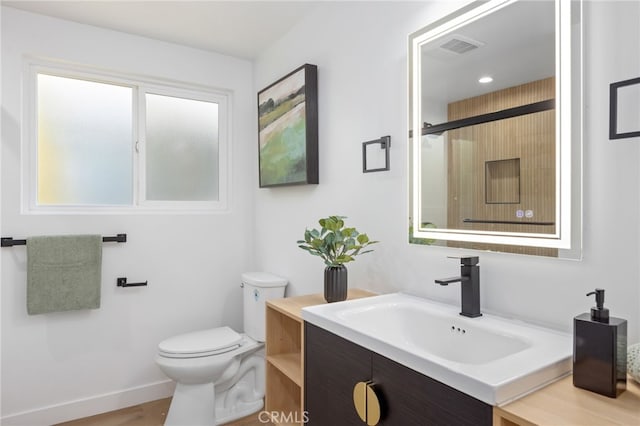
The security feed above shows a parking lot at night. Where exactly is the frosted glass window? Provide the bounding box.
[28,61,229,212]
[145,93,219,201]
[37,74,133,205]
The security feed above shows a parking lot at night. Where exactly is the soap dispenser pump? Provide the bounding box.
[588,289,609,322]
[573,288,627,397]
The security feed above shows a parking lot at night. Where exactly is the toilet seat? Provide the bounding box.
[158,326,243,359]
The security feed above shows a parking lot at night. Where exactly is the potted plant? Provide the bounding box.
[297,215,377,302]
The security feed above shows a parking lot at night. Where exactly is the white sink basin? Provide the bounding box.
[302,292,572,406]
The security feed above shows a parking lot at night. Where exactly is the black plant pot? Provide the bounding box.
[324,265,348,303]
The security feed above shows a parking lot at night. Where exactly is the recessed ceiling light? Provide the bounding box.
[478,76,493,84]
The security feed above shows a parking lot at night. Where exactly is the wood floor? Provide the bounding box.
[56,398,272,426]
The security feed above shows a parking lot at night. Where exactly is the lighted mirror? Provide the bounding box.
[409,0,582,258]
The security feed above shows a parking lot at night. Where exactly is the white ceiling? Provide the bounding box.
[2,1,320,59]
[4,1,559,108]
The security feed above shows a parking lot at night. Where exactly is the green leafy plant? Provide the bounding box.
[297,216,378,267]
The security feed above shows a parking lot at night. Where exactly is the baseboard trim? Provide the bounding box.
[1,380,175,426]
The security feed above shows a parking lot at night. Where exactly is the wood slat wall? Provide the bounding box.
[446,77,557,257]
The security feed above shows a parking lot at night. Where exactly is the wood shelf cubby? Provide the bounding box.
[265,289,375,426]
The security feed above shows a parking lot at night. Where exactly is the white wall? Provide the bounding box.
[1,7,255,424]
[1,1,639,424]
[254,0,640,345]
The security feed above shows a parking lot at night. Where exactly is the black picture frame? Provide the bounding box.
[609,77,640,140]
[257,64,318,187]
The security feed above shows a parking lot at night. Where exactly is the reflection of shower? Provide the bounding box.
[420,130,448,228]
[424,122,444,137]
[422,99,554,139]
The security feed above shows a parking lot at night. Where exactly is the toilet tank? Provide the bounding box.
[242,272,288,342]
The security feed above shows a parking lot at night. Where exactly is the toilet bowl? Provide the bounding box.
[156,272,287,425]
[156,328,264,425]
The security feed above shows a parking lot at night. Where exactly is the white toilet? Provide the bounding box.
[156,272,287,426]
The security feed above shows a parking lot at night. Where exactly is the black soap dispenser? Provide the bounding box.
[573,288,627,397]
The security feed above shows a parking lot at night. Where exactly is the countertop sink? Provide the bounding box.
[302,292,572,406]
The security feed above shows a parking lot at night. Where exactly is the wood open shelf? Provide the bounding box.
[266,363,302,426]
[267,353,302,386]
[265,289,375,426]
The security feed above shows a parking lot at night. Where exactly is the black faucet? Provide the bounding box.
[435,256,482,318]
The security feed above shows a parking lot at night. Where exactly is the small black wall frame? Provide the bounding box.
[610,77,640,140]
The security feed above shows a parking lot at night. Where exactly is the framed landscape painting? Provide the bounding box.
[258,64,318,187]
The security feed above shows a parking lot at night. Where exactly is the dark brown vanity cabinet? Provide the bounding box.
[304,323,492,426]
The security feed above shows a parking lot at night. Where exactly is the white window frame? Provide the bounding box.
[22,58,231,214]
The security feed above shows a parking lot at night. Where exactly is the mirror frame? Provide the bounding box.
[409,0,576,250]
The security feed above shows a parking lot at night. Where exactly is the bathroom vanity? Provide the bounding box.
[304,321,640,426]
[305,322,492,425]
[268,291,639,425]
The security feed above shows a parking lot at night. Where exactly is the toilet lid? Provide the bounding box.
[158,326,242,358]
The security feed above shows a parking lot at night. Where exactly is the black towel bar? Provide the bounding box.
[117,277,148,287]
[1,233,127,247]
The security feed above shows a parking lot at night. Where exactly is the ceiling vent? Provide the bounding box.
[438,35,485,55]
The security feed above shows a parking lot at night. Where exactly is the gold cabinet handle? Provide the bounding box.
[353,381,368,423]
[353,381,381,425]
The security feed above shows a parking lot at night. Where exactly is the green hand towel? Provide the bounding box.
[27,235,102,315]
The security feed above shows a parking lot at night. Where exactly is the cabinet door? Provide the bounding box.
[372,352,492,426]
[305,323,492,426]
[305,323,372,425]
